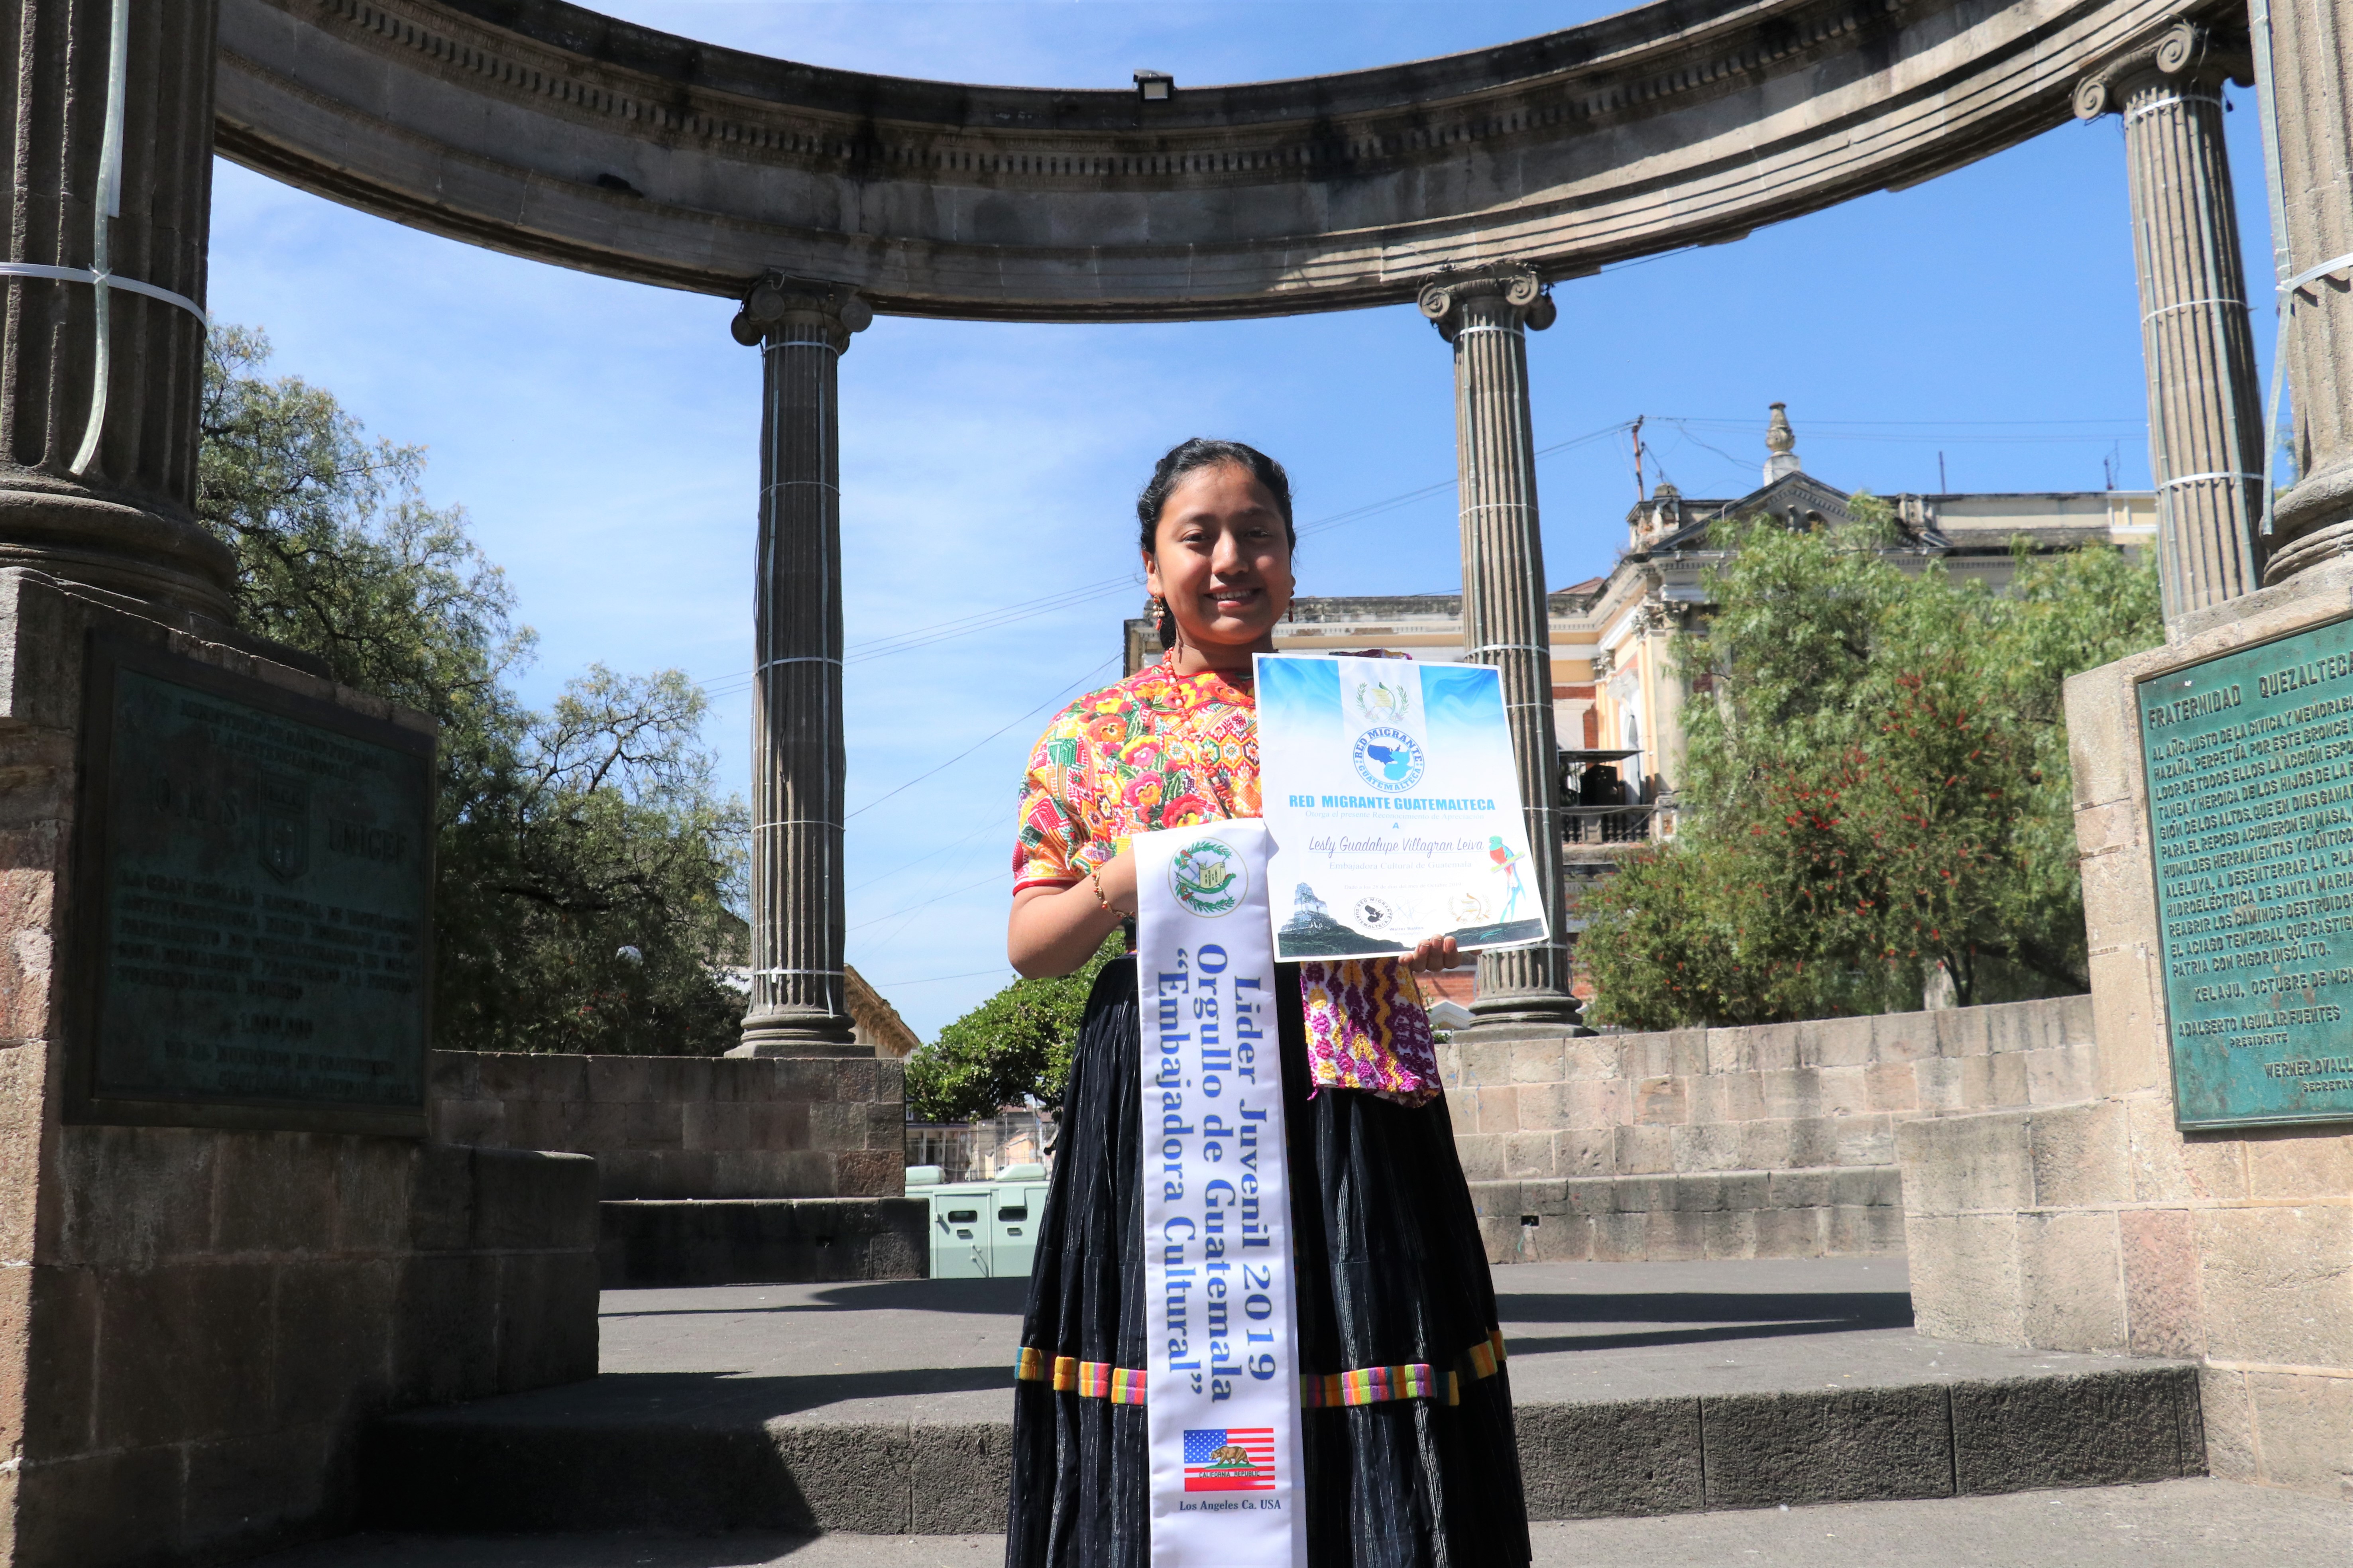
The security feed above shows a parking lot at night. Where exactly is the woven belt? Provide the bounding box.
[1016,1329,1508,1410]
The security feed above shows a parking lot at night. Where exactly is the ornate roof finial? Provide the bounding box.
[1764,402,1801,482]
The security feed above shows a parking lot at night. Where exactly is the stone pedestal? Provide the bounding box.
[2076,21,2265,620]
[0,571,600,1566]
[1894,557,2353,1499]
[730,277,872,1058]
[2257,0,2353,584]
[1419,265,1578,1035]
[0,0,234,619]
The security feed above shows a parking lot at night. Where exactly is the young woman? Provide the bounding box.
[1003,438,1531,1568]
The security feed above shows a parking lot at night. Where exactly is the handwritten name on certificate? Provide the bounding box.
[1254,654,1550,963]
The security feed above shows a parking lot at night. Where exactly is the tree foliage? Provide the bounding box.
[1579,502,2162,1028]
[198,327,749,1054]
[903,933,1126,1122]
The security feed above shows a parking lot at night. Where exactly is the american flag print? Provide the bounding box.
[1182,1427,1277,1491]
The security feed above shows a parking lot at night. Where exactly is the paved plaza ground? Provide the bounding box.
[260,1260,2347,1564]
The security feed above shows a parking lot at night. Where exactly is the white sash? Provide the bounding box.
[1131,821,1308,1568]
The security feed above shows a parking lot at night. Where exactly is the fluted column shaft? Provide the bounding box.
[731,277,871,1057]
[2258,0,2353,582]
[0,0,234,616]
[2079,28,2266,621]
[1419,265,1577,1034]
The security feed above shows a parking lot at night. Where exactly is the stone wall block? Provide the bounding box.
[56,1126,218,1269]
[1867,1011,1940,1064]
[1702,1209,1758,1259]
[1454,1135,1505,1181]
[1452,1041,1510,1086]
[2127,1096,2245,1203]
[1815,1067,1868,1117]
[1738,1120,1796,1172]
[1720,1173,1771,1211]
[12,1444,185,1568]
[2078,843,2158,957]
[1561,1039,1618,1081]
[1476,1214,1518,1264]
[1591,1212,1646,1262]
[1748,1024,1799,1072]
[1508,1041,1567,1084]
[2118,1208,2203,1358]
[480,1051,586,1106]
[1830,1116,1893,1168]
[470,1150,599,1254]
[2088,945,2168,1098]
[1468,1179,1521,1220]
[1751,1207,1824,1259]
[1766,1169,1832,1210]
[751,1101,814,1151]
[2243,1128,2353,1200]
[0,835,62,1043]
[810,1101,874,1152]
[1562,1179,1616,1219]
[1568,1078,1628,1130]
[2027,1100,2131,1209]
[1642,1209,1706,1261]
[682,1101,752,1152]
[1785,1117,1840,1169]
[1500,1132,1554,1178]
[1668,1122,1743,1173]
[2245,1372,2353,1497]
[1831,1167,1901,1208]
[1913,1058,1963,1112]
[408,1144,478,1253]
[1704,1026,1748,1075]
[1935,1006,1994,1059]
[2024,1046,2094,1106]
[2195,1204,2353,1368]
[214,1134,338,1256]
[1557,1128,1613,1177]
[1759,1068,1820,1120]
[2062,663,2140,809]
[1829,1204,1907,1256]
[96,1260,277,1449]
[432,1097,505,1150]
[391,1254,500,1406]
[1863,1062,1917,1113]
[1525,1213,1594,1263]
[425,1050,481,1102]
[1476,1087,1522,1134]
[21,1267,97,1460]
[863,1100,903,1151]
[1664,1029,1708,1077]
[1612,1124,1671,1175]
[1634,1076,1686,1126]
[1895,1109,2032,1217]
[181,1423,335,1559]
[272,1260,398,1427]
[2019,1210,2127,1351]
[0,1045,46,1261]
[494,1251,601,1394]
[2197,1366,2256,1482]
[1905,1212,2024,1344]
[1442,1089,1477,1135]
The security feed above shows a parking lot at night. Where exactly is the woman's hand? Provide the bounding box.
[1008,848,1136,977]
[1405,933,1461,974]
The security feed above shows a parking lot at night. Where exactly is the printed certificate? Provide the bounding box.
[1254,654,1549,963]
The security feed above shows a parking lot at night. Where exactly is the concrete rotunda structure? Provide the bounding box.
[2,0,2351,1557]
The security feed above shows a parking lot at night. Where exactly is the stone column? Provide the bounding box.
[2075,21,2265,621]
[1418,265,1578,1035]
[2256,0,2353,583]
[0,0,234,619]
[730,276,872,1056]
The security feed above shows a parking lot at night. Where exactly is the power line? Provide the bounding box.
[846,869,1005,934]
[843,652,1119,821]
[869,966,1015,988]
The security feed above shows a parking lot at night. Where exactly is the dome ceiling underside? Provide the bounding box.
[214,0,2200,320]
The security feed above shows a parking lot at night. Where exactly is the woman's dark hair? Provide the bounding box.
[1137,438,1296,650]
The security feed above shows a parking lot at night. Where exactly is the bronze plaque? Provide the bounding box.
[70,637,434,1134]
[2139,613,2353,1130]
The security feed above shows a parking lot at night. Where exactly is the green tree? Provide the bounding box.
[903,933,1126,1122]
[1580,503,2162,1028]
[198,327,749,1054]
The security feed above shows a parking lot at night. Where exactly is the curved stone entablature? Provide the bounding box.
[215,0,2208,319]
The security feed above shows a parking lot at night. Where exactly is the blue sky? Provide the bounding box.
[203,2,2281,1037]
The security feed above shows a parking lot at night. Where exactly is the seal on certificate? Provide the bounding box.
[1352,725,1426,792]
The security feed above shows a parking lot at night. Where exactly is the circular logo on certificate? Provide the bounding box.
[1352,726,1426,793]
[1352,896,1397,931]
[1170,838,1246,917]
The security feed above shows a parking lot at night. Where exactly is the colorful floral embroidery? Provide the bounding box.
[1013,654,1440,1105]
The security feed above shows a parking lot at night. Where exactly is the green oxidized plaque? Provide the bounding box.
[71,639,434,1133]
[2139,615,2353,1130]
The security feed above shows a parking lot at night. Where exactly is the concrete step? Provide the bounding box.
[357,1261,2205,1535]
[263,1481,2351,1568]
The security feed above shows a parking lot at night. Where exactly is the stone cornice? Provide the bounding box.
[214,0,2227,319]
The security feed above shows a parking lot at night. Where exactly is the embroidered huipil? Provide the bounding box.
[1013,654,1441,1105]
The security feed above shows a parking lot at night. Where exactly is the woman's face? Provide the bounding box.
[1144,462,1295,650]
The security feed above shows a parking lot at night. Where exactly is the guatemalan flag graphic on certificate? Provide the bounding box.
[1183,1427,1278,1491]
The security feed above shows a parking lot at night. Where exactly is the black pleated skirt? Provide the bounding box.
[1006,959,1530,1568]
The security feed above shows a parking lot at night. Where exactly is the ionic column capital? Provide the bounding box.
[1417,263,1557,342]
[729,273,875,350]
[2072,19,2251,120]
